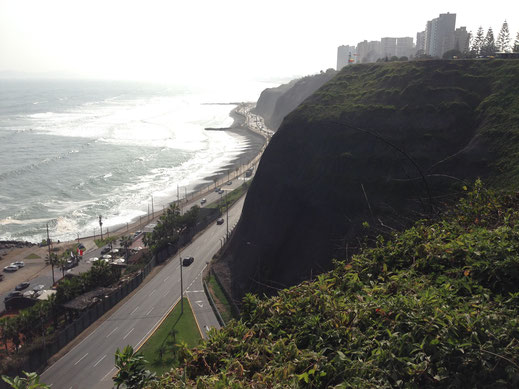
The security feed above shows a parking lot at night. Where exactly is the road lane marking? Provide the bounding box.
[130,306,139,315]
[93,355,106,367]
[149,289,156,296]
[146,307,153,316]
[163,290,169,297]
[101,367,116,381]
[74,353,88,365]
[123,328,134,340]
[195,300,203,308]
[106,327,119,338]
[164,276,170,282]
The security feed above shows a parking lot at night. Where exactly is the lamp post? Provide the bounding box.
[179,256,184,314]
[99,215,103,241]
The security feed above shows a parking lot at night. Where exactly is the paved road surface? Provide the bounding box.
[41,196,245,388]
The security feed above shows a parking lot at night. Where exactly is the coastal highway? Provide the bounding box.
[41,196,245,389]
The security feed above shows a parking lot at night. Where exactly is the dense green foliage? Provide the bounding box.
[55,260,121,304]
[143,204,199,254]
[150,182,519,387]
[114,345,155,389]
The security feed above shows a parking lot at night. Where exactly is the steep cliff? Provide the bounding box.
[253,69,336,130]
[214,60,519,302]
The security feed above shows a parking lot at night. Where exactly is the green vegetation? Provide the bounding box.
[139,298,201,375]
[2,371,50,389]
[149,182,519,387]
[24,253,40,259]
[114,345,155,389]
[94,236,117,248]
[207,274,234,324]
[294,60,519,189]
[143,204,199,255]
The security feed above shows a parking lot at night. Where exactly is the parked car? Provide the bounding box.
[227,181,232,185]
[15,282,30,291]
[215,187,221,193]
[12,261,25,268]
[182,256,194,266]
[216,218,224,225]
[201,198,207,205]
[4,291,22,301]
[101,247,111,255]
[32,284,45,292]
[3,265,18,272]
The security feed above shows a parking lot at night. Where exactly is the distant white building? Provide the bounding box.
[416,31,426,55]
[337,45,357,70]
[424,12,457,57]
[356,40,381,63]
[396,37,414,58]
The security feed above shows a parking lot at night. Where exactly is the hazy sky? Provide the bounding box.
[1,0,517,83]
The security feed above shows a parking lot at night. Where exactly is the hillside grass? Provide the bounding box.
[149,181,519,388]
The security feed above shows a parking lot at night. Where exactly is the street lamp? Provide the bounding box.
[179,256,184,314]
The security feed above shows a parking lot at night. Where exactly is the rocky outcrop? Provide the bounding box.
[253,69,336,130]
[213,60,519,303]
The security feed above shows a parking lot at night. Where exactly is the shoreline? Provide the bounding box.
[94,103,268,240]
[1,103,267,245]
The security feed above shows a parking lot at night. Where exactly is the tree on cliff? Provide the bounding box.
[480,27,496,56]
[471,26,485,55]
[514,32,519,52]
[496,20,510,52]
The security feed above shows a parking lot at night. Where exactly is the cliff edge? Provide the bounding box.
[214,60,519,302]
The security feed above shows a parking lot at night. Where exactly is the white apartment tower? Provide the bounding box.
[424,12,457,57]
[337,45,357,70]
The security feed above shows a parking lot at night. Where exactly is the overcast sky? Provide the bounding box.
[1,0,517,83]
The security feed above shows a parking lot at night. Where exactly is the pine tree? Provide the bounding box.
[471,26,485,56]
[514,32,519,53]
[481,27,496,57]
[496,20,511,52]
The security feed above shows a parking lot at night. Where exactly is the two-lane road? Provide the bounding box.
[42,196,245,388]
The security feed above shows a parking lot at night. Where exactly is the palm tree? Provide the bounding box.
[120,235,132,261]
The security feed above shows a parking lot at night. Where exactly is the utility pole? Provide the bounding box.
[151,196,154,216]
[226,194,229,240]
[179,257,184,314]
[99,215,103,241]
[77,233,80,245]
[47,224,54,285]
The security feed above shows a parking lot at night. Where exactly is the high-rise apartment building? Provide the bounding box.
[356,40,381,63]
[337,45,357,70]
[416,31,426,55]
[454,26,470,53]
[396,37,414,57]
[380,37,398,58]
[424,12,457,57]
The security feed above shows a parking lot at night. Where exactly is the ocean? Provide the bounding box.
[0,79,263,243]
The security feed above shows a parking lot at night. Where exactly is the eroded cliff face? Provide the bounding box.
[213,60,519,302]
[253,69,336,131]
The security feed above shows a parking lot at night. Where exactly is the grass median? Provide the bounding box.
[139,297,201,375]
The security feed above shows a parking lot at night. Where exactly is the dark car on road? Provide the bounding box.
[101,247,111,255]
[216,218,224,225]
[4,291,22,302]
[15,282,30,291]
[182,256,194,266]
